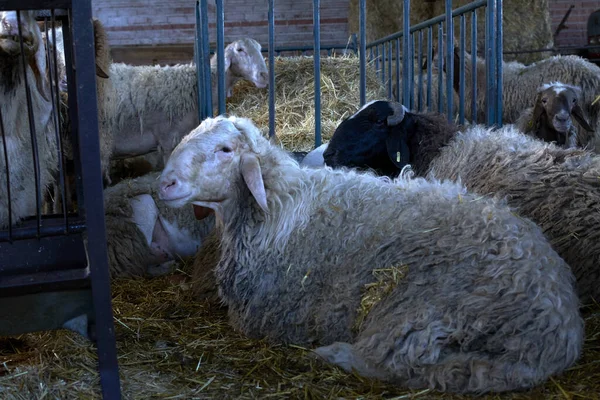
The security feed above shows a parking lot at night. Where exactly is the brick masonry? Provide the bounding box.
[549,0,600,48]
[93,0,599,65]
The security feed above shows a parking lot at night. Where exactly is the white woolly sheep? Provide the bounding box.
[323,100,600,304]
[108,37,268,167]
[515,81,594,148]
[453,50,600,151]
[156,115,583,394]
[0,10,58,228]
[103,172,215,278]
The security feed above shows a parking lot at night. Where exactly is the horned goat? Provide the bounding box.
[156,114,583,394]
[0,10,58,228]
[323,100,600,304]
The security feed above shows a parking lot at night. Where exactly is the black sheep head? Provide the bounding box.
[323,100,412,178]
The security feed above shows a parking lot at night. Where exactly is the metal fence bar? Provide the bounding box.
[459,14,466,125]
[199,0,212,118]
[485,0,496,125]
[194,2,205,122]
[381,43,386,88]
[417,30,423,110]
[215,0,226,115]
[471,10,477,122]
[70,0,121,396]
[445,0,454,121]
[268,0,276,138]
[0,105,12,238]
[359,0,366,106]
[374,45,379,79]
[409,33,414,109]
[496,0,503,126]
[402,0,410,107]
[387,41,393,99]
[437,22,443,113]
[395,38,401,102]
[313,0,321,147]
[16,10,42,236]
[427,26,432,110]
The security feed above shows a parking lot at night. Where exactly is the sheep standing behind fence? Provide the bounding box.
[157,115,582,394]
[0,10,58,228]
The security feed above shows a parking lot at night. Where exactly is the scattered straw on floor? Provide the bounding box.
[1,266,599,399]
[227,55,386,152]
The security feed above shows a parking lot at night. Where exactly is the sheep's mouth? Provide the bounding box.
[252,78,268,88]
[193,205,214,220]
[0,34,36,55]
[552,122,570,134]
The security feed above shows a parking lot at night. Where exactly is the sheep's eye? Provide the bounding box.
[572,98,577,103]
[237,48,245,52]
[221,146,232,153]
[541,98,548,104]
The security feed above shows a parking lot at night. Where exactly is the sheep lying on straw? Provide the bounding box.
[323,100,600,304]
[103,172,215,278]
[157,115,582,394]
[515,81,594,148]
[453,50,600,151]
[0,11,58,227]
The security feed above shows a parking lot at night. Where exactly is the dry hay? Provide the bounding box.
[348,0,553,65]
[0,262,599,399]
[226,55,386,152]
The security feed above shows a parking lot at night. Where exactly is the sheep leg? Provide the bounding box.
[313,342,387,380]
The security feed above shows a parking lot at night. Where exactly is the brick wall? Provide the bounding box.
[92,0,350,65]
[549,0,600,48]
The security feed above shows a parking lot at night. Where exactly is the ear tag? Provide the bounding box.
[396,151,401,163]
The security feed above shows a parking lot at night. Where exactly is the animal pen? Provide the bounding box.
[1,0,599,399]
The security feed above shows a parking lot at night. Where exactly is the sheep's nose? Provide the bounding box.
[555,114,569,123]
[158,176,180,199]
[259,71,268,80]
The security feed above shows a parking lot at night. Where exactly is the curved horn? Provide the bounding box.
[387,102,407,126]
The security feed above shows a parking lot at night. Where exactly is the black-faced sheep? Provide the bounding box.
[515,81,594,148]
[323,100,600,304]
[103,172,215,278]
[0,10,58,227]
[156,115,583,394]
[108,38,269,167]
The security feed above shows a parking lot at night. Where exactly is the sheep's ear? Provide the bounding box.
[240,153,268,213]
[385,129,410,170]
[96,63,109,79]
[531,99,545,129]
[572,104,595,132]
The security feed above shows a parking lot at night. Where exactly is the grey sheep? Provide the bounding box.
[515,81,594,148]
[323,100,600,304]
[156,115,583,394]
[103,172,215,278]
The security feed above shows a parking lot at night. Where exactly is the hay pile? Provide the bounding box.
[226,55,386,152]
[0,269,599,399]
[348,0,554,65]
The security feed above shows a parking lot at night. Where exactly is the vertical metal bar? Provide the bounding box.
[445,0,454,122]
[0,106,12,238]
[200,0,212,118]
[359,0,366,105]
[194,1,205,122]
[216,0,226,115]
[16,11,42,236]
[375,45,379,79]
[268,0,276,138]
[313,0,321,147]
[486,0,496,126]
[71,1,121,397]
[402,0,410,107]
[409,34,415,110]
[47,13,68,223]
[471,10,477,122]
[427,27,432,110]
[496,0,503,126]
[387,41,393,99]
[395,38,401,102]
[381,44,386,88]
[417,30,423,111]
[437,23,443,113]
[459,14,466,125]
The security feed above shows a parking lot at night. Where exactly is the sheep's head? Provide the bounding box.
[531,82,594,144]
[323,100,411,178]
[224,38,268,89]
[0,11,50,101]
[158,116,268,217]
